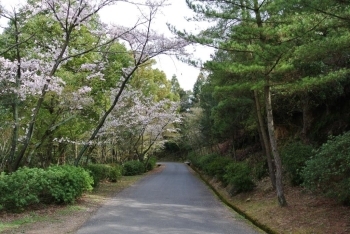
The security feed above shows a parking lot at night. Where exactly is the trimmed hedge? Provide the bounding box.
[0,166,93,211]
[0,167,46,211]
[44,165,93,204]
[122,160,145,176]
[108,164,123,182]
[85,164,122,187]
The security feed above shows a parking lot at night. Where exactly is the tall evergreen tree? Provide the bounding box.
[175,0,309,206]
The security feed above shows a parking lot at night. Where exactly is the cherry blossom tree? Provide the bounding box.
[0,5,67,170]
[0,0,188,170]
[95,85,181,164]
[73,1,188,165]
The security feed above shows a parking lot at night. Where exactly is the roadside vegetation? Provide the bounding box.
[186,136,350,233]
[1,0,350,233]
[0,0,179,217]
[169,0,350,212]
[0,158,157,213]
[0,172,150,233]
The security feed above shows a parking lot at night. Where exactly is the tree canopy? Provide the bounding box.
[0,0,186,171]
[173,0,350,207]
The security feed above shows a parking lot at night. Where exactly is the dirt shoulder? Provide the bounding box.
[0,165,165,234]
[197,169,350,234]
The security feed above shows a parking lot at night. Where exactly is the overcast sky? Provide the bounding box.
[99,1,214,90]
[1,0,214,90]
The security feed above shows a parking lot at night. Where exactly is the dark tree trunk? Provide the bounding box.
[254,90,276,189]
[265,85,287,207]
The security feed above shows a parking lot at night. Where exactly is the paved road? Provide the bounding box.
[77,162,263,234]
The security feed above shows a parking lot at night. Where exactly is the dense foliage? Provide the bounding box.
[1,0,350,211]
[188,153,254,194]
[174,0,350,205]
[0,166,93,211]
[281,142,314,186]
[0,0,183,172]
[224,162,255,194]
[302,132,350,205]
[85,164,122,187]
[145,157,158,171]
[122,160,145,176]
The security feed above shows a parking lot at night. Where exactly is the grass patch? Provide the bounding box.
[57,205,86,215]
[0,212,49,232]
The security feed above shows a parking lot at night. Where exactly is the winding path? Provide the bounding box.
[76,162,263,234]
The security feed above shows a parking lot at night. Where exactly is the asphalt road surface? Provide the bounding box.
[76,162,264,234]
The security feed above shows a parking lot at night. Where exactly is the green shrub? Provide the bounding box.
[197,153,219,171]
[224,161,254,195]
[250,160,268,180]
[44,165,93,204]
[205,157,232,182]
[85,164,122,186]
[302,132,350,205]
[0,172,6,210]
[0,166,93,211]
[108,164,122,182]
[122,160,145,176]
[145,157,157,171]
[187,151,200,167]
[0,167,46,211]
[85,164,109,187]
[281,141,314,186]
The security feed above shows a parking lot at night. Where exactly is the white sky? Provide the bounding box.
[99,1,214,90]
[0,0,214,90]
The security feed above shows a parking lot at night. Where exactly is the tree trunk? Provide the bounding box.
[252,0,286,206]
[12,40,69,171]
[58,143,66,165]
[254,90,276,189]
[74,66,138,166]
[45,135,54,167]
[8,14,21,172]
[8,101,19,172]
[264,85,287,207]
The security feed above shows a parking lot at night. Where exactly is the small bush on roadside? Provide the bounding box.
[0,167,46,211]
[145,157,157,171]
[205,157,232,182]
[43,165,93,204]
[108,164,122,182]
[122,160,145,176]
[302,132,350,205]
[281,141,314,186]
[85,164,122,186]
[85,164,109,187]
[197,154,219,171]
[224,161,254,195]
[187,151,200,168]
[250,160,268,180]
